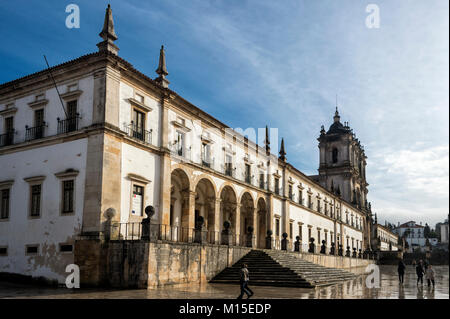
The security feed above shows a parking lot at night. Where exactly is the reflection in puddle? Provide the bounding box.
[0,265,448,299]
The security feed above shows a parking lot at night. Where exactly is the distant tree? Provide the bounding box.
[424,224,431,238]
[435,223,442,241]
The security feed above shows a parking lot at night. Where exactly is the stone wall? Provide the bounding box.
[76,240,374,288]
[105,241,251,288]
[284,250,374,273]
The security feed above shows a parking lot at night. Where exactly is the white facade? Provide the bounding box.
[0,7,370,283]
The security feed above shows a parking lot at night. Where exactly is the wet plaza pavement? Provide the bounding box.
[0,266,448,299]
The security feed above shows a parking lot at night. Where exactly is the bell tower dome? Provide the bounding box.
[317,107,368,210]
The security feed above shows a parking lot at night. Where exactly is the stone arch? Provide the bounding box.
[170,168,191,241]
[239,192,255,246]
[193,174,218,196]
[256,197,268,248]
[217,182,238,200]
[219,185,238,240]
[194,177,217,241]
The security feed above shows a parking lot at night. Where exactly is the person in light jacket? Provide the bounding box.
[237,263,254,299]
[425,265,435,288]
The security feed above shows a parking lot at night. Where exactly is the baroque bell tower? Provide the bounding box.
[317,107,369,211]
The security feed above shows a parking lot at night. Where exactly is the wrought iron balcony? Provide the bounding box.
[0,131,14,147]
[202,157,214,169]
[57,116,80,134]
[124,123,152,144]
[223,165,235,178]
[25,124,46,141]
[169,143,192,161]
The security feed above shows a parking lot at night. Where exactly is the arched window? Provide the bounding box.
[332,148,338,163]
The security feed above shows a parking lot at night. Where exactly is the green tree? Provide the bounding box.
[424,223,431,238]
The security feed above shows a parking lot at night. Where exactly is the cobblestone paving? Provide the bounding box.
[0,265,448,299]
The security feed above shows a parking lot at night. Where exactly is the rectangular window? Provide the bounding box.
[2,117,14,146]
[0,189,10,219]
[298,225,302,241]
[317,230,321,243]
[60,244,73,253]
[31,109,45,139]
[26,245,38,255]
[299,190,303,205]
[67,100,78,119]
[202,143,211,167]
[225,155,233,176]
[35,109,44,127]
[245,164,251,184]
[62,180,74,214]
[66,100,78,132]
[308,195,312,209]
[5,116,13,132]
[274,178,279,195]
[132,109,145,140]
[176,131,185,156]
[259,173,265,189]
[132,185,144,216]
[30,184,41,217]
[317,199,321,212]
[275,219,280,237]
[288,185,293,200]
[289,222,293,239]
[0,247,7,256]
[308,228,312,241]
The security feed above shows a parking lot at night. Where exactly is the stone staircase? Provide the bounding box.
[210,250,358,288]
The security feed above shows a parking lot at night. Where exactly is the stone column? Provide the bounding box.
[181,191,196,241]
[158,97,171,226]
[213,198,221,244]
[267,194,274,237]
[246,207,257,247]
[235,204,241,246]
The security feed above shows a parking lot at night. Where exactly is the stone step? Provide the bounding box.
[211,249,359,288]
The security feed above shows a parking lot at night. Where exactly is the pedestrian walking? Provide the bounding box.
[237,263,254,299]
[416,260,424,285]
[425,265,435,288]
[397,258,406,284]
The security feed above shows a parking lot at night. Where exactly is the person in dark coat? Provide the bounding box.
[237,263,254,299]
[397,259,406,284]
[416,260,424,285]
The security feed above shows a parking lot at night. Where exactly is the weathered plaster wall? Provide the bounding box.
[0,139,87,283]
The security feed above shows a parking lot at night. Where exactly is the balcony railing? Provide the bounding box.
[106,222,371,258]
[57,116,80,134]
[170,144,192,161]
[124,123,152,144]
[0,131,14,147]
[25,124,46,141]
[202,157,214,169]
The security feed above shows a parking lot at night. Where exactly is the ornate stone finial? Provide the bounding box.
[97,4,119,55]
[264,125,271,155]
[155,45,170,88]
[279,138,286,162]
[333,106,341,123]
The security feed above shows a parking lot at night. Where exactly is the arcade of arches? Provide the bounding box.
[169,168,269,248]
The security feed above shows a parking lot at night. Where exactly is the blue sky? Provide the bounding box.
[0,0,448,227]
